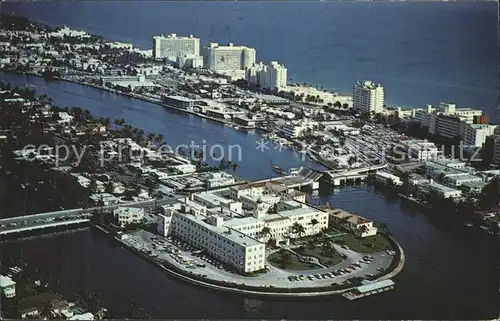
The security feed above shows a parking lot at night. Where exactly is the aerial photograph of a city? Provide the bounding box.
[0,1,498,320]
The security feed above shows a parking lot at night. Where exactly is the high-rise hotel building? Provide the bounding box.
[204,43,256,72]
[353,80,385,114]
[152,33,200,62]
[246,61,287,92]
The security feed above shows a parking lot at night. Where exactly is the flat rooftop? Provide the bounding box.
[181,212,262,247]
[355,279,395,293]
[194,192,233,207]
[224,216,260,228]
[279,206,318,218]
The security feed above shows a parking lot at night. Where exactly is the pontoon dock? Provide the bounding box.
[342,279,395,300]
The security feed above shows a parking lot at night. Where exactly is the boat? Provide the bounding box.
[464,222,474,227]
[479,225,489,231]
[272,165,287,175]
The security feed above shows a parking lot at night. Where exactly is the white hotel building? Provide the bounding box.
[157,182,329,273]
[152,33,201,63]
[204,43,256,80]
[245,61,287,92]
[353,80,385,114]
[158,205,265,273]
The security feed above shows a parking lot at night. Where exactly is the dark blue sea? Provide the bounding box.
[4,1,499,113]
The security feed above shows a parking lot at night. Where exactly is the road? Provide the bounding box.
[126,230,394,289]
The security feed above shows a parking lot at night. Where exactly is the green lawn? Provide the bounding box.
[333,234,392,253]
[294,246,344,266]
[267,250,321,270]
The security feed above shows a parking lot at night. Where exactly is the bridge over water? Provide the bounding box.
[0,198,178,237]
[323,163,388,186]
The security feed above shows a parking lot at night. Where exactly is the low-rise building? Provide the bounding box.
[163,95,197,111]
[460,180,487,195]
[444,173,482,187]
[0,275,16,298]
[205,172,236,188]
[328,209,377,237]
[375,171,402,186]
[114,207,145,227]
[419,179,462,198]
[394,139,439,161]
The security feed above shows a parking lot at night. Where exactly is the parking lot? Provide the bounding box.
[122,230,395,289]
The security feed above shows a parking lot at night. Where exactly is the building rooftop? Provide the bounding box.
[328,209,372,225]
[181,212,262,247]
[194,192,233,207]
[355,279,395,294]
[0,275,15,287]
[165,95,195,102]
[461,180,487,188]
[424,181,461,194]
[224,216,260,228]
[278,206,318,218]
[262,214,290,223]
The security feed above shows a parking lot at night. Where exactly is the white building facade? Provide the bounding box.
[114,207,145,227]
[153,33,201,61]
[204,43,256,74]
[246,61,287,92]
[353,80,384,114]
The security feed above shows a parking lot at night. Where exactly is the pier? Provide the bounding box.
[342,279,395,300]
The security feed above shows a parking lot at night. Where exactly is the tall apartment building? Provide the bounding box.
[245,61,287,92]
[428,114,465,139]
[417,102,486,141]
[204,42,256,72]
[462,124,497,148]
[484,134,500,165]
[152,33,200,61]
[438,102,483,124]
[353,80,385,114]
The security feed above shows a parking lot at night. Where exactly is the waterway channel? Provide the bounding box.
[1,72,498,319]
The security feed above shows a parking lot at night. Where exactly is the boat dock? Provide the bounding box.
[342,279,395,300]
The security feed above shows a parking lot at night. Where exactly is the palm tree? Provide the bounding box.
[401,172,411,193]
[357,225,369,237]
[40,299,53,319]
[125,298,150,320]
[89,177,97,194]
[291,222,305,238]
[155,133,164,145]
[260,227,271,239]
[77,292,105,319]
[310,218,319,232]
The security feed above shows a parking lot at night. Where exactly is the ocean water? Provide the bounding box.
[3,1,499,114]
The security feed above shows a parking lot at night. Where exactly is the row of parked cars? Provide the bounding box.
[165,236,230,271]
[288,256,374,282]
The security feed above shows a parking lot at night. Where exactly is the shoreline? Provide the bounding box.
[93,224,405,298]
[2,69,263,131]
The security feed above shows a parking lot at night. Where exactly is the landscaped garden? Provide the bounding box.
[332,233,392,253]
[293,242,344,266]
[268,249,321,270]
